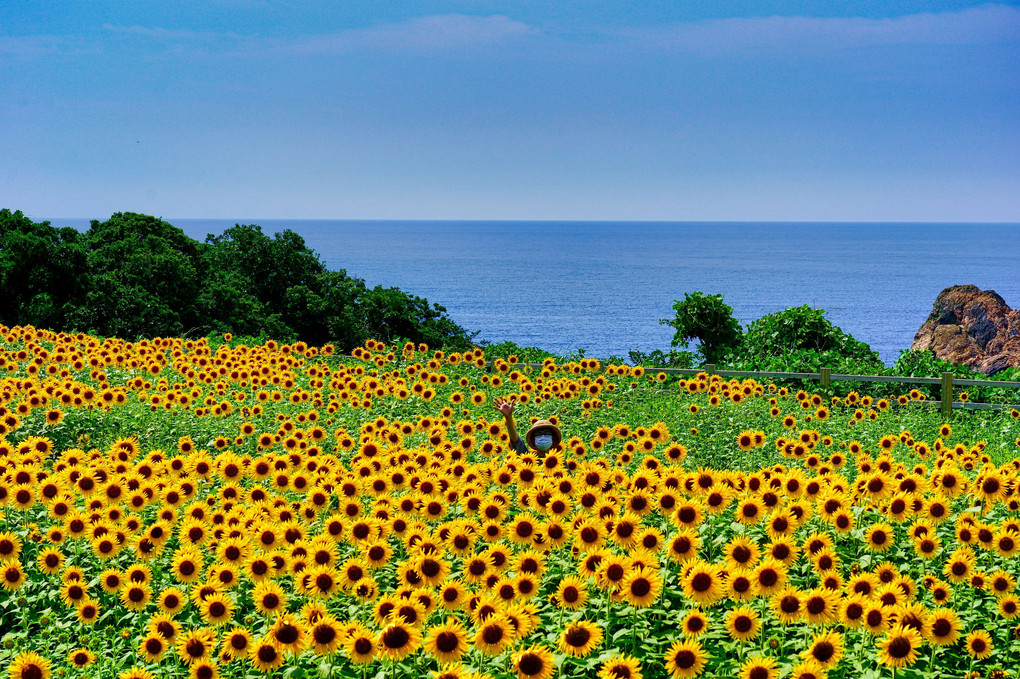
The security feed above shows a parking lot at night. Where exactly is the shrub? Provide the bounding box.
[660,292,743,364]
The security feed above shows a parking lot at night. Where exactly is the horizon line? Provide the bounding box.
[34,215,1020,226]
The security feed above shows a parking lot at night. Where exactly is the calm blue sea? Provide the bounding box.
[48,220,1020,365]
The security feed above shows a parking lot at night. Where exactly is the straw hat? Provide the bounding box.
[525,419,562,450]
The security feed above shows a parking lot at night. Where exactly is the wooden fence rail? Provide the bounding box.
[496,362,1020,418]
[331,355,1020,418]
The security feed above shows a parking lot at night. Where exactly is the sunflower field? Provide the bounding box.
[1,326,1019,679]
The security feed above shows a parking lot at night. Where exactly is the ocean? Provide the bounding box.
[48,220,1020,365]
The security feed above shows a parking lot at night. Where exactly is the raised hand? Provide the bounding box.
[493,396,516,418]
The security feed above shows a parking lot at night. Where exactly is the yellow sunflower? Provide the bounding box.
[599,654,643,679]
[724,606,760,643]
[663,638,708,678]
[308,615,344,656]
[559,620,603,658]
[270,613,308,655]
[681,562,725,607]
[964,629,993,659]
[222,627,253,659]
[923,608,961,646]
[176,627,216,665]
[249,636,286,673]
[377,620,421,661]
[877,625,922,668]
[800,630,844,670]
[8,652,51,679]
[513,644,555,679]
[199,592,235,626]
[423,617,470,665]
[738,656,778,679]
[139,633,168,663]
[621,568,663,609]
[343,623,377,665]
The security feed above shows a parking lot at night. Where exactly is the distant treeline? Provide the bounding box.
[0,209,475,350]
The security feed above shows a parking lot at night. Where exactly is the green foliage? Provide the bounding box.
[651,294,1020,403]
[628,348,695,369]
[360,285,476,351]
[722,348,881,375]
[68,213,209,338]
[742,305,881,364]
[892,348,978,379]
[891,349,1020,404]
[0,210,474,351]
[660,292,743,364]
[478,340,558,364]
[0,209,87,329]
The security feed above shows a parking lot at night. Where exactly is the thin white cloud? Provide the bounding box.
[285,14,538,54]
[103,25,248,40]
[9,5,1016,62]
[614,3,1020,55]
[96,14,536,57]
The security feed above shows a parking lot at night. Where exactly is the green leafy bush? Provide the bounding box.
[478,340,558,364]
[660,291,743,363]
[742,305,881,364]
[628,348,695,369]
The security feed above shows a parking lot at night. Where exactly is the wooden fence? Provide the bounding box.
[495,362,1020,418]
[333,355,1020,418]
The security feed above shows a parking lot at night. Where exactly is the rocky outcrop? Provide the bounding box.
[912,285,1020,375]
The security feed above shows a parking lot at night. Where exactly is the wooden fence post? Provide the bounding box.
[706,364,715,376]
[820,367,831,389]
[941,372,953,418]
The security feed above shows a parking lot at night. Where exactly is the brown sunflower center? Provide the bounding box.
[888,636,912,658]
[518,652,545,676]
[812,641,835,662]
[691,572,713,592]
[435,631,459,653]
[630,578,652,598]
[313,624,337,645]
[185,639,206,658]
[564,626,591,647]
[481,624,504,645]
[382,626,411,649]
[275,624,300,645]
[674,650,696,669]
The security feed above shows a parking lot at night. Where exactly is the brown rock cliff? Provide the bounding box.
[912,285,1020,375]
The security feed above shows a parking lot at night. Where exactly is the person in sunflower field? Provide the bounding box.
[493,396,561,455]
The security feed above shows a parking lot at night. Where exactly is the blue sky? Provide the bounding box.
[3,1,1018,221]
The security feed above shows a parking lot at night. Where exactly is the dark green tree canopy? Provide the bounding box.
[0,209,474,350]
[0,210,86,329]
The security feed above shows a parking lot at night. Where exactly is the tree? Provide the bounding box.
[0,209,87,328]
[660,292,743,364]
[361,285,476,350]
[0,209,476,351]
[71,212,209,337]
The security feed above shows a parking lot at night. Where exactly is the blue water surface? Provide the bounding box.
[49,220,1020,365]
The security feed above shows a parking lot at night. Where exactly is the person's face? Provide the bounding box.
[533,429,555,451]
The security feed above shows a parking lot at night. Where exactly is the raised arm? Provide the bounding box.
[493,396,520,446]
